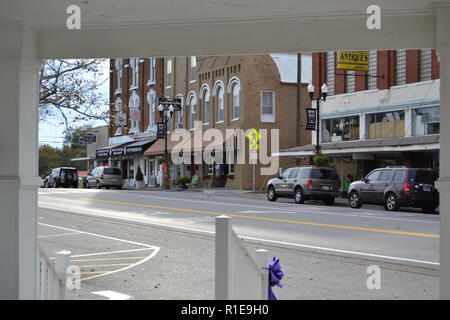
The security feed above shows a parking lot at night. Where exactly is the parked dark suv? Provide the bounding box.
[44,167,78,188]
[348,166,439,213]
[267,166,341,205]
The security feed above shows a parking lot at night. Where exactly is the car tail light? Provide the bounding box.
[306,180,313,188]
[403,182,413,193]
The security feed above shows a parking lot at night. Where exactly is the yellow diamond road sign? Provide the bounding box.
[246,129,262,150]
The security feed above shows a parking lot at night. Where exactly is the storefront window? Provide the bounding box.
[322,116,360,143]
[129,162,135,179]
[413,107,440,135]
[366,111,405,139]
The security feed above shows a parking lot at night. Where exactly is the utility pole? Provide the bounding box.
[296,53,302,165]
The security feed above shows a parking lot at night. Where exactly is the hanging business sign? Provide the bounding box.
[84,133,96,144]
[96,148,110,159]
[306,108,317,130]
[157,122,166,139]
[337,51,369,71]
[158,97,182,111]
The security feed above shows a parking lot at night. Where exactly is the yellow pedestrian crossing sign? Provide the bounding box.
[246,129,262,150]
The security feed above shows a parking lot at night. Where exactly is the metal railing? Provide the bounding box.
[37,245,71,300]
[215,215,269,300]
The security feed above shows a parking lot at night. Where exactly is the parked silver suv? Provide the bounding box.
[267,166,341,205]
[86,166,123,189]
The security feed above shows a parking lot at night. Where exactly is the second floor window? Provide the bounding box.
[115,59,123,94]
[130,58,139,89]
[147,90,156,130]
[261,90,275,122]
[189,95,197,129]
[217,87,224,123]
[189,56,197,82]
[166,59,173,88]
[203,89,210,125]
[232,83,240,120]
[396,50,406,85]
[149,57,156,84]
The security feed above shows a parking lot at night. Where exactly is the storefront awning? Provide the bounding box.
[275,134,440,157]
[125,138,157,156]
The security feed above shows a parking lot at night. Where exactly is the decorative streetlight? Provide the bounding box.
[158,103,178,189]
[308,83,328,155]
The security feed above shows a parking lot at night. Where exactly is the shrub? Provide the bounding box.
[135,166,144,181]
[177,176,191,187]
[313,155,329,167]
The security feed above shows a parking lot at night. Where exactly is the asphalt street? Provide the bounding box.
[38,188,439,267]
[37,188,440,299]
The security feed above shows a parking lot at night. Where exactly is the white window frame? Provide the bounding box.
[166,58,173,89]
[115,58,123,95]
[129,90,141,134]
[189,94,197,130]
[189,56,197,83]
[231,83,240,121]
[148,57,156,85]
[260,90,275,123]
[146,89,156,131]
[216,86,224,123]
[130,58,139,90]
[203,89,210,125]
[176,94,184,129]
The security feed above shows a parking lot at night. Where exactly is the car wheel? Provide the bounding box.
[324,197,335,206]
[294,187,305,204]
[267,186,277,202]
[422,206,437,214]
[96,181,101,189]
[384,193,400,211]
[348,191,362,209]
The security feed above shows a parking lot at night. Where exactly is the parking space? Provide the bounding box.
[38,222,159,299]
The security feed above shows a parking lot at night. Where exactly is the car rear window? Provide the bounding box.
[408,169,437,184]
[103,167,122,175]
[61,169,77,174]
[302,168,338,180]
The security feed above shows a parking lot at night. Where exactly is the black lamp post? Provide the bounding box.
[307,83,328,155]
[158,103,175,189]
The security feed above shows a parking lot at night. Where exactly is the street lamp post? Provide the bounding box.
[158,103,175,189]
[307,83,328,155]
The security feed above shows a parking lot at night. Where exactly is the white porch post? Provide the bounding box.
[436,6,450,300]
[0,22,41,299]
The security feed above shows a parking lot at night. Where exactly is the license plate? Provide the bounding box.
[320,185,331,191]
[423,186,431,192]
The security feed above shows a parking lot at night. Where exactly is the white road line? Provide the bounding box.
[92,290,131,300]
[39,205,439,267]
[39,222,158,249]
[38,232,80,238]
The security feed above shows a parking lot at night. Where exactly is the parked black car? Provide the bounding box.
[44,167,78,188]
[348,166,439,213]
[267,166,341,205]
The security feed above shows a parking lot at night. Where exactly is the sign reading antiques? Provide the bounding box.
[158,97,182,111]
[337,51,369,71]
[306,108,317,130]
[157,122,166,139]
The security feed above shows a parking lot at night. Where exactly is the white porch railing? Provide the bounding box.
[215,215,269,300]
[37,246,71,300]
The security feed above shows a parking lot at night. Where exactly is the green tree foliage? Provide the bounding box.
[39,144,87,178]
[63,125,92,148]
[313,155,329,167]
[135,166,144,181]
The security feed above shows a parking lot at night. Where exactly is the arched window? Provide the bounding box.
[232,83,240,120]
[203,89,210,125]
[176,94,184,129]
[146,89,156,131]
[217,87,224,122]
[187,92,197,130]
[129,90,140,133]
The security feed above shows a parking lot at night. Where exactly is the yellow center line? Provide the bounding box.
[79,197,439,239]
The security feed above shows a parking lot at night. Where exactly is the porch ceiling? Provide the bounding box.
[1,0,449,58]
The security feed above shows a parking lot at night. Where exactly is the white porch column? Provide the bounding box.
[0,22,41,299]
[436,6,450,300]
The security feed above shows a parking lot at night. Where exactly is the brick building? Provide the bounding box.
[103,54,312,189]
[279,49,441,181]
